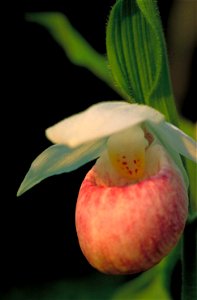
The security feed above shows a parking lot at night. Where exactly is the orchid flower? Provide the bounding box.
[17,101,196,275]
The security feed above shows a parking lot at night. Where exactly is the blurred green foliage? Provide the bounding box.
[4,273,124,300]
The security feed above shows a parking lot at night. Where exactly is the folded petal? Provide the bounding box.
[17,140,106,196]
[157,122,197,162]
[46,101,164,147]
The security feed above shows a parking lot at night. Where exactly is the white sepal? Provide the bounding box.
[46,101,164,147]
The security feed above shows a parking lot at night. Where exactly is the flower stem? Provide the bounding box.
[181,216,197,300]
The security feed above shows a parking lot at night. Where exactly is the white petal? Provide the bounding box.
[17,139,106,196]
[46,101,164,147]
[157,122,197,162]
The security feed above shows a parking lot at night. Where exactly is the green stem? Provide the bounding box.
[181,216,197,300]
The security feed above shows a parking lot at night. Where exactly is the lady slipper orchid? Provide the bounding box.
[17,101,197,275]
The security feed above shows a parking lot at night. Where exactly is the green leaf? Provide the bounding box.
[185,158,197,213]
[26,12,126,98]
[179,118,197,214]
[171,119,197,300]
[112,264,171,300]
[17,140,106,196]
[106,0,178,124]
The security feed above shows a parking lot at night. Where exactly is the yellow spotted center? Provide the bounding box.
[107,125,148,181]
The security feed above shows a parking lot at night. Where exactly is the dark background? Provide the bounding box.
[3,0,196,298]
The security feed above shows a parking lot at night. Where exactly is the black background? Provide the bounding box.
[2,0,196,298]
